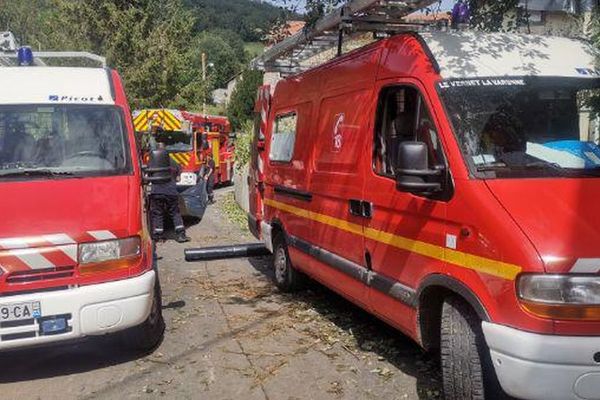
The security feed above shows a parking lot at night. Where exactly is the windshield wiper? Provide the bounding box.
[475,163,507,171]
[524,161,565,171]
[0,169,75,178]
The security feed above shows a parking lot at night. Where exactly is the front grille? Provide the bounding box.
[0,314,73,342]
[1,331,36,341]
[0,318,34,328]
[6,266,75,284]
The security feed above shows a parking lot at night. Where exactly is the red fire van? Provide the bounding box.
[0,55,164,351]
[250,32,600,400]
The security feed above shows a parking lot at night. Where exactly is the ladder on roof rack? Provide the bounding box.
[252,0,439,75]
[0,31,106,67]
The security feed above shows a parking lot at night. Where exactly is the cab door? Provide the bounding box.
[363,79,451,332]
[248,85,270,238]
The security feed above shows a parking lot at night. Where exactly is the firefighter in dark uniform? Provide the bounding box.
[202,153,216,204]
[149,142,190,243]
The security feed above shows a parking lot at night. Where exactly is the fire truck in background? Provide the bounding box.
[133,109,234,189]
[181,112,235,186]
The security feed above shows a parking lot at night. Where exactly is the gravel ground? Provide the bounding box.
[0,187,442,400]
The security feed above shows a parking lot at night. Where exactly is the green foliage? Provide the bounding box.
[194,32,241,89]
[227,69,264,130]
[219,191,249,232]
[304,0,343,28]
[591,8,600,61]
[244,42,266,59]
[234,120,254,171]
[590,7,600,115]
[0,0,279,111]
[468,0,524,32]
[184,0,286,42]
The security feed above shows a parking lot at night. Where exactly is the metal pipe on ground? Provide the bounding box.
[184,243,271,262]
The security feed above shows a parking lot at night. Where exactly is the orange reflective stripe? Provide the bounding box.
[264,198,522,280]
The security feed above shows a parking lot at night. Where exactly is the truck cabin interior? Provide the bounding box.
[152,128,192,153]
[374,86,444,176]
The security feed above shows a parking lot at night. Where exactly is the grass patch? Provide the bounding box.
[244,42,265,58]
[220,191,249,232]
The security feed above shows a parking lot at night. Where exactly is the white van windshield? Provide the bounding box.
[439,77,600,178]
[0,105,130,180]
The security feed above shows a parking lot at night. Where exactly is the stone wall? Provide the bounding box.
[233,163,250,214]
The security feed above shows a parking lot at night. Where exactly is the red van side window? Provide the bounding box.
[269,112,297,162]
[373,86,444,176]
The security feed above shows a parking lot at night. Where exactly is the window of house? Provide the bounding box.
[373,86,445,176]
[269,112,297,162]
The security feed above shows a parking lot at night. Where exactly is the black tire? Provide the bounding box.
[120,274,165,352]
[441,297,506,400]
[272,232,304,292]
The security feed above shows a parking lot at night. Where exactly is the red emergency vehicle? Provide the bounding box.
[133,110,234,187]
[249,31,600,400]
[0,48,164,351]
[181,112,235,186]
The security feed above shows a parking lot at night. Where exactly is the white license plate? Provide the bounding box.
[0,301,41,322]
[177,173,197,186]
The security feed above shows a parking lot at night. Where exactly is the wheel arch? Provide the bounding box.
[416,274,490,351]
[269,218,285,239]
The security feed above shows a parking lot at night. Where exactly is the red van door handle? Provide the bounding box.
[349,199,373,219]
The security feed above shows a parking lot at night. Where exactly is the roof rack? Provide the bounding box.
[0,31,106,67]
[252,0,439,75]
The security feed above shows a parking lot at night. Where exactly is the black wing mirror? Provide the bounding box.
[142,148,171,185]
[395,141,443,194]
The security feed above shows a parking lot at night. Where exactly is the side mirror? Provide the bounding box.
[395,141,443,194]
[256,140,265,152]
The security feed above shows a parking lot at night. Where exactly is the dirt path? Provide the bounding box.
[0,188,442,400]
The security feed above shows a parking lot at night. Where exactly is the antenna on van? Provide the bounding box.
[252,0,439,76]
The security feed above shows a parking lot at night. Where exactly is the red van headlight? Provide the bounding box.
[78,236,141,275]
[517,274,600,321]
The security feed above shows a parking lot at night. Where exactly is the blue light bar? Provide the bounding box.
[17,46,34,66]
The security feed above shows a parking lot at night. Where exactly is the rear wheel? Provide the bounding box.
[120,274,165,352]
[272,232,304,292]
[440,297,506,400]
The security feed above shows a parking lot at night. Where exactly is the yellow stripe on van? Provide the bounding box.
[264,198,522,281]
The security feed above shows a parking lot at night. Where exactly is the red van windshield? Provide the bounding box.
[0,104,131,180]
[440,77,600,178]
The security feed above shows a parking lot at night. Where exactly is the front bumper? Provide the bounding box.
[0,270,155,351]
[483,322,600,400]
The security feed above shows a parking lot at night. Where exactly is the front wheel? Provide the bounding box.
[120,275,165,352]
[440,297,507,400]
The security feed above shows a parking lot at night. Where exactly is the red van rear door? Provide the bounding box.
[248,85,270,238]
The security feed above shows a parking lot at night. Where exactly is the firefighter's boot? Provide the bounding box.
[175,230,191,243]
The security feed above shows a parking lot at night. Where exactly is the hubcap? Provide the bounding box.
[274,247,287,283]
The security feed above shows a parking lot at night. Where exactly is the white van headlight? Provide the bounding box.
[79,237,141,265]
[517,274,600,320]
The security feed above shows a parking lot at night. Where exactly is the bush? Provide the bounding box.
[227,69,264,130]
[234,120,254,171]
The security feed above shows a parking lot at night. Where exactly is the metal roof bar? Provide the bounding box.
[1,51,106,67]
[253,0,438,72]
